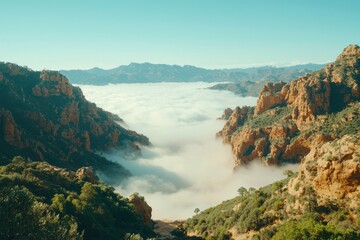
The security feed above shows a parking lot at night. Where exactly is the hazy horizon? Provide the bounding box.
[57,61,329,72]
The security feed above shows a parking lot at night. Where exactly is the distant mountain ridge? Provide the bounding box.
[60,63,326,86]
[210,64,327,96]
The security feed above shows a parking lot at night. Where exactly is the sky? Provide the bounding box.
[1,0,359,70]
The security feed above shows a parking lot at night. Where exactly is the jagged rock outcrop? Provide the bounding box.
[0,62,149,179]
[287,134,360,214]
[76,166,98,183]
[254,81,286,115]
[219,45,360,168]
[32,71,73,97]
[182,134,360,239]
[218,107,233,120]
[128,193,152,225]
[217,106,253,142]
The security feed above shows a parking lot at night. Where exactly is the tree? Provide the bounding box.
[283,169,294,177]
[0,186,83,240]
[194,208,200,215]
[248,187,256,194]
[51,194,66,213]
[237,187,248,197]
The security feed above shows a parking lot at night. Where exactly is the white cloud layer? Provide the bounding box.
[78,82,298,219]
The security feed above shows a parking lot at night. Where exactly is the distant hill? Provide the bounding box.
[61,63,231,84]
[209,64,326,96]
[60,63,326,86]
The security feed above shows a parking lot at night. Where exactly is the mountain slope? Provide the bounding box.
[0,63,149,181]
[179,45,360,240]
[61,63,231,84]
[218,45,360,168]
[180,133,360,240]
[0,156,155,240]
[210,65,325,96]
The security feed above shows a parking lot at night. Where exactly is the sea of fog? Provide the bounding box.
[78,82,297,219]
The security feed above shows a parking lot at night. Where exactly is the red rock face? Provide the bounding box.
[61,102,80,125]
[128,193,152,225]
[32,71,73,97]
[217,106,253,143]
[219,45,360,168]
[288,134,360,207]
[255,82,286,115]
[0,110,23,147]
[284,76,331,123]
[0,63,149,172]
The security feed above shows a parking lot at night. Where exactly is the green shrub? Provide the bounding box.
[272,215,360,240]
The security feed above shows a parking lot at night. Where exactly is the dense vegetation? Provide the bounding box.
[0,156,154,240]
[317,102,360,137]
[181,175,360,240]
[243,107,292,129]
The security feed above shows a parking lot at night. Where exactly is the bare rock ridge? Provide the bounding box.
[0,63,149,180]
[218,44,360,167]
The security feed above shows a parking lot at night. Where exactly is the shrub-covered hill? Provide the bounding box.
[0,156,155,240]
[181,177,360,240]
[176,45,360,240]
[180,134,360,239]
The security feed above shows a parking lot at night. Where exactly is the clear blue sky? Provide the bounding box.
[0,0,359,70]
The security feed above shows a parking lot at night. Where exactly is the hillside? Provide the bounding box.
[0,63,149,182]
[179,133,360,240]
[0,156,155,240]
[218,44,360,168]
[60,63,324,86]
[181,134,360,239]
[177,45,360,240]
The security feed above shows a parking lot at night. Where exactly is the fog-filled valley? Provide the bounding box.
[78,82,297,219]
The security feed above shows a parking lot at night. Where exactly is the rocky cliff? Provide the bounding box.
[287,133,360,209]
[182,133,360,239]
[218,45,360,168]
[128,193,153,225]
[168,46,360,240]
[0,63,149,179]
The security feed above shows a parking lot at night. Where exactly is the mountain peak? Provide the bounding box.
[338,44,360,59]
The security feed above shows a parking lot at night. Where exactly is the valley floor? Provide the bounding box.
[154,220,185,239]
